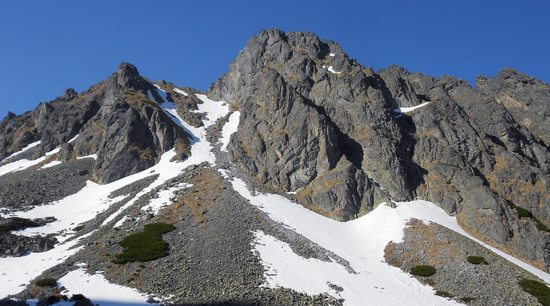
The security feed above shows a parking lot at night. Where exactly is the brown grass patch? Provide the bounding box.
[456,213,546,270]
[385,219,463,268]
[158,167,224,226]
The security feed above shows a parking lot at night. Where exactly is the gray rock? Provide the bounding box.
[211,29,550,269]
[0,62,192,184]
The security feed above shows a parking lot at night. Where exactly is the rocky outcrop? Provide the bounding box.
[1,62,192,184]
[0,217,57,257]
[154,80,205,128]
[0,158,94,211]
[384,219,541,305]
[380,66,550,269]
[211,29,397,220]
[211,29,550,268]
[0,233,57,257]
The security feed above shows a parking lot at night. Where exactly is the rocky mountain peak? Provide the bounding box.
[209,29,550,269]
[1,29,550,305]
[116,61,147,90]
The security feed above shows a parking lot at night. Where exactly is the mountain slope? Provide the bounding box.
[0,29,549,306]
[210,29,550,269]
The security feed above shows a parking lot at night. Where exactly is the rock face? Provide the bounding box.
[1,29,550,304]
[384,219,540,305]
[211,29,550,269]
[0,217,57,257]
[0,29,548,271]
[0,62,191,183]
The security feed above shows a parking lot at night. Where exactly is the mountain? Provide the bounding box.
[0,29,549,306]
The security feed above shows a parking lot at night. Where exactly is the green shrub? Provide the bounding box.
[467,255,488,265]
[535,220,550,232]
[35,277,57,287]
[435,290,453,298]
[511,204,550,232]
[460,297,476,303]
[410,265,436,277]
[113,223,175,264]
[519,279,550,306]
[514,205,532,218]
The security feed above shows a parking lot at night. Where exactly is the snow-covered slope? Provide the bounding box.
[0,92,231,301]
[230,177,550,305]
[1,79,548,306]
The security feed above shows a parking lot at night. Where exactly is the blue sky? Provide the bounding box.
[1,0,549,117]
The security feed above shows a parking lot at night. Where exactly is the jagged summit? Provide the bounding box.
[115,61,148,90]
[211,29,550,268]
[0,62,191,183]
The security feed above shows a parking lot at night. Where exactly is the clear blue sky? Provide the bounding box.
[1,0,549,117]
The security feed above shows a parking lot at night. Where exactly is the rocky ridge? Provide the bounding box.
[210,29,550,269]
[0,63,191,184]
[0,28,549,305]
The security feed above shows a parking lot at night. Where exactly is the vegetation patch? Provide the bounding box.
[165,167,223,225]
[113,223,175,264]
[467,255,488,265]
[35,277,57,287]
[435,290,454,298]
[410,265,436,277]
[511,204,550,232]
[460,297,476,303]
[0,217,39,233]
[519,279,550,306]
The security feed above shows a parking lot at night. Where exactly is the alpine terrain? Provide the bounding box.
[0,29,549,306]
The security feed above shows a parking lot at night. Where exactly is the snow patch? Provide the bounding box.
[329,53,335,57]
[77,154,97,160]
[0,235,85,298]
[253,230,351,299]
[148,86,170,105]
[232,178,456,305]
[194,94,230,127]
[67,134,79,143]
[220,111,240,152]
[1,141,41,162]
[173,88,188,96]
[393,102,431,114]
[217,168,230,178]
[12,181,128,242]
[0,146,61,177]
[322,65,342,74]
[40,160,62,169]
[141,183,192,215]
[232,177,550,304]
[113,215,127,229]
[56,266,154,304]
